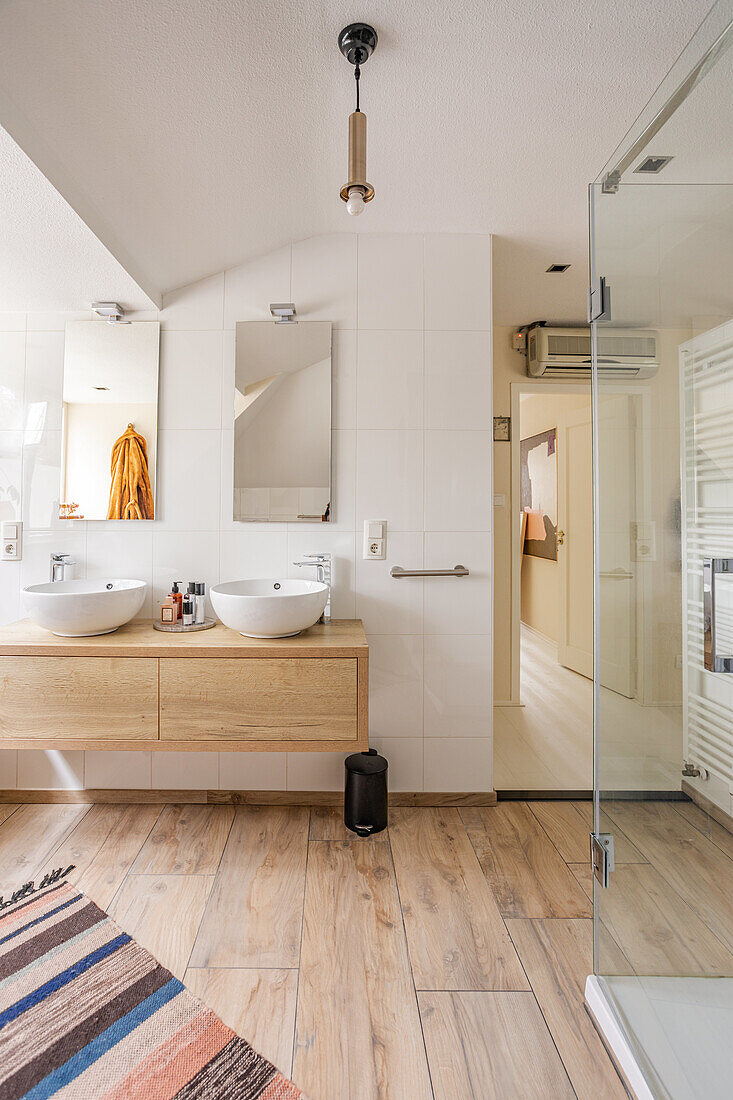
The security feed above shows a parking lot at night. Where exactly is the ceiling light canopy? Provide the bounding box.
[338,23,378,216]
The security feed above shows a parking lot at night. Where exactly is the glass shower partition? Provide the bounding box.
[588,2,733,1097]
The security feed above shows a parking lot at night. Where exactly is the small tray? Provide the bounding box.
[152,618,217,633]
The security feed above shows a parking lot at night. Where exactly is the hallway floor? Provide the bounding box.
[0,800,628,1099]
[494,625,681,793]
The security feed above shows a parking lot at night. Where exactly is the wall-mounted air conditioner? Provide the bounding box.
[526,326,659,379]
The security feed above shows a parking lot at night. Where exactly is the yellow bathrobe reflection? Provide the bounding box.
[107,423,154,520]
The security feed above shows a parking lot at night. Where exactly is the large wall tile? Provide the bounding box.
[21,429,64,531]
[0,332,26,430]
[20,528,86,589]
[423,532,491,633]
[155,429,221,530]
[0,313,27,332]
[424,234,491,330]
[357,331,424,429]
[286,751,348,791]
[424,635,492,738]
[425,430,492,532]
[355,532,424,634]
[85,750,151,789]
[158,331,223,430]
[424,737,491,792]
[152,752,218,790]
[86,526,154,617]
[224,246,291,329]
[220,752,287,790]
[368,634,423,738]
[219,528,287,582]
[368,736,423,791]
[332,329,357,430]
[292,234,357,328]
[18,750,84,790]
[357,234,424,330]
[330,429,356,530]
[152,530,220,616]
[0,561,20,626]
[356,429,423,532]
[0,430,23,522]
[161,272,224,330]
[425,330,491,429]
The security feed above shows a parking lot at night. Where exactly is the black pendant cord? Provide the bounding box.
[354,48,362,111]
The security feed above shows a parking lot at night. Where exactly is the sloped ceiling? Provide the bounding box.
[0,0,714,321]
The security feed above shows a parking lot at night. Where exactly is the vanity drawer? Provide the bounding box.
[0,656,158,741]
[159,657,358,742]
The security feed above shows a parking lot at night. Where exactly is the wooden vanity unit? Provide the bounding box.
[0,619,368,753]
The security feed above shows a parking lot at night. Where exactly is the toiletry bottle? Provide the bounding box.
[170,581,183,617]
[195,582,206,624]
[161,596,178,624]
[182,596,194,627]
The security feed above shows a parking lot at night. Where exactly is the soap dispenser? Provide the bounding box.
[169,581,183,617]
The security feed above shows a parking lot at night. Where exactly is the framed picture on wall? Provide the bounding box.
[520,427,558,560]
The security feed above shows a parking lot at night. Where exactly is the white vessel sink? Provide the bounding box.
[211,579,328,638]
[22,579,147,637]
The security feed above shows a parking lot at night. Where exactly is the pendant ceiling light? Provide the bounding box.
[338,23,378,216]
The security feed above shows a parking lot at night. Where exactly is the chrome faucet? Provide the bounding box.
[49,553,76,582]
[292,553,332,623]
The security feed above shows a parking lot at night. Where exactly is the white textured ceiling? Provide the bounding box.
[0,0,716,321]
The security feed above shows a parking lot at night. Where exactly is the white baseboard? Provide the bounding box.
[585,975,653,1100]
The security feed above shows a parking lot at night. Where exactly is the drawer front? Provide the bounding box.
[0,657,158,741]
[160,657,358,742]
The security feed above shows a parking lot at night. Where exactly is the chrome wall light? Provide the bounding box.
[338,22,378,216]
[269,303,297,324]
[92,301,131,325]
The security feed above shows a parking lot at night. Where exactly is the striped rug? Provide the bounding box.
[0,870,307,1100]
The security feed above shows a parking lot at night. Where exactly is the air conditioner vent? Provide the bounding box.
[526,325,659,380]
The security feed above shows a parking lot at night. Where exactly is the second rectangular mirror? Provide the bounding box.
[234,320,332,522]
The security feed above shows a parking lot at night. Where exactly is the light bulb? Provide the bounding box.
[346,187,365,216]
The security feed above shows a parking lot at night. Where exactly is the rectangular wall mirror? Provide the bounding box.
[60,320,160,521]
[234,320,332,522]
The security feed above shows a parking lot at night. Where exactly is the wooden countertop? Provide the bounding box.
[0,618,368,659]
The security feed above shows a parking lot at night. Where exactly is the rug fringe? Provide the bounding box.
[0,864,76,912]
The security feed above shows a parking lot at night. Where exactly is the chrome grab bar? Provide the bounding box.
[390,564,469,579]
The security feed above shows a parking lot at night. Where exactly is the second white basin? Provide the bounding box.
[22,579,147,637]
[211,579,328,638]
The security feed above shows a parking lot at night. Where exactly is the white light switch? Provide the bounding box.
[1,520,21,561]
[363,519,387,559]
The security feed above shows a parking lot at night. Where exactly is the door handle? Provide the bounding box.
[703,558,733,672]
[557,529,566,546]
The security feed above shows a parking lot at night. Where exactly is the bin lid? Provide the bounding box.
[345,749,388,775]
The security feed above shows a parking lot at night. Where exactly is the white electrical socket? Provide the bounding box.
[363,519,387,559]
[1,521,21,561]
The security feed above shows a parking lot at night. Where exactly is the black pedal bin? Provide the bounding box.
[344,750,388,837]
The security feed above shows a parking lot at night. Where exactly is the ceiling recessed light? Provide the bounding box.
[634,155,674,175]
[546,263,570,274]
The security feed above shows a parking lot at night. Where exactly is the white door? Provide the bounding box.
[557,403,593,679]
[557,392,637,697]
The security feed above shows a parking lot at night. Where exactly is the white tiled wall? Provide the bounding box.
[0,233,493,792]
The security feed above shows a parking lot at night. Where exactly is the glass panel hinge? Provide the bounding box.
[590,832,615,889]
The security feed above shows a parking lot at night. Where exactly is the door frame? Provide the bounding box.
[508,381,591,705]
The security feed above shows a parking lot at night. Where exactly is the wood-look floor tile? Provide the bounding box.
[73,804,162,909]
[601,863,733,976]
[0,805,19,827]
[568,862,593,900]
[309,806,387,842]
[46,804,136,879]
[185,967,297,1075]
[294,840,433,1100]
[111,873,213,979]
[674,799,733,861]
[529,800,592,863]
[190,806,308,969]
[389,808,528,990]
[131,804,234,875]
[606,801,733,953]
[419,991,575,1099]
[461,803,592,918]
[506,919,628,1100]
[0,804,89,895]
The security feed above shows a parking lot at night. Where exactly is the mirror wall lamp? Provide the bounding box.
[338,22,377,216]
